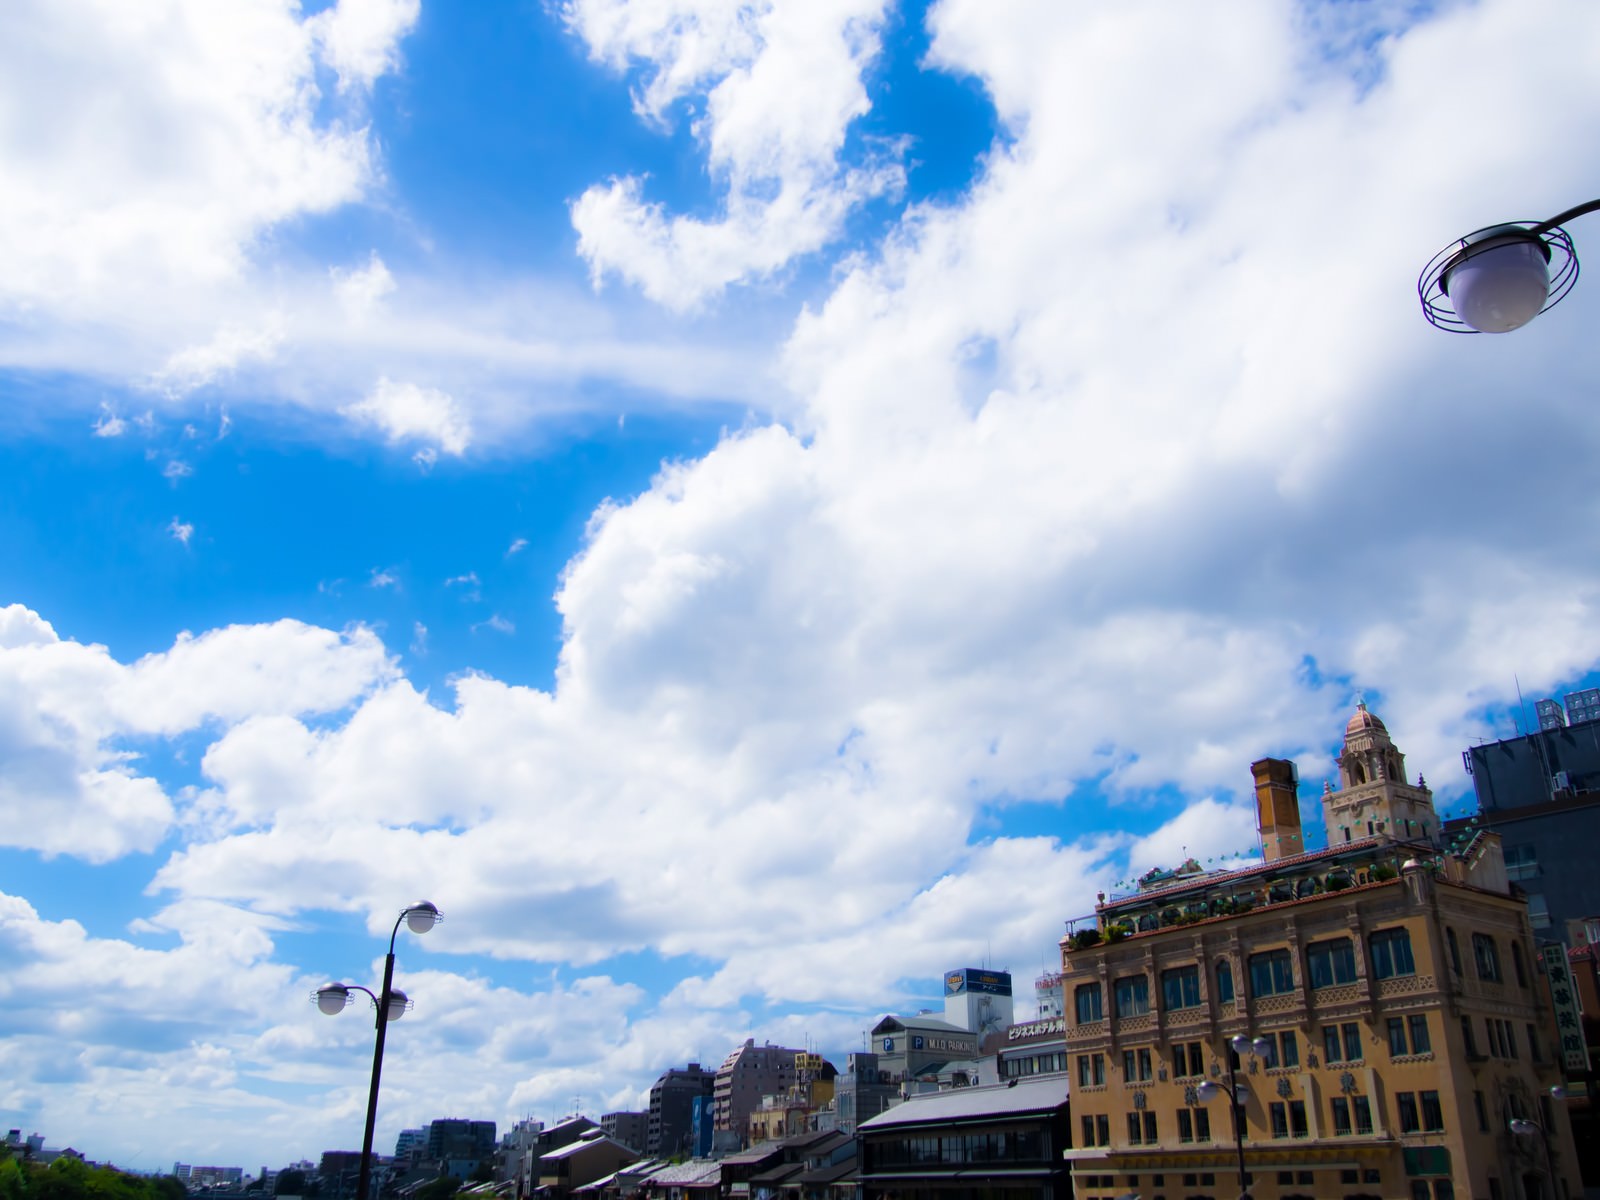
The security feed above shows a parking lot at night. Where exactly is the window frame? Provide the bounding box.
[1248,948,1295,998]
[1369,927,1416,980]
[1306,937,1357,988]
[1113,974,1151,1019]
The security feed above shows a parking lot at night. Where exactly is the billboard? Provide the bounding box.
[945,968,1012,996]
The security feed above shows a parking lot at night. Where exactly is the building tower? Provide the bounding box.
[1321,700,1439,844]
[1250,756,1303,861]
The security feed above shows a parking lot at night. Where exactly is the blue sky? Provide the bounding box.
[5,0,1600,1169]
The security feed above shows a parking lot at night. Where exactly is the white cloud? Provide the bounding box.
[151,321,285,396]
[566,0,904,308]
[0,607,394,861]
[92,405,127,437]
[369,568,400,589]
[308,0,422,93]
[168,517,195,545]
[0,0,401,314]
[163,460,194,481]
[332,251,399,317]
[506,537,529,557]
[345,377,474,456]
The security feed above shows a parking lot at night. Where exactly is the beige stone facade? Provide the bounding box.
[1060,707,1582,1200]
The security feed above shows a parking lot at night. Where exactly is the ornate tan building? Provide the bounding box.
[1060,705,1580,1200]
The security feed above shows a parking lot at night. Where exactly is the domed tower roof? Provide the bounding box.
[1345,701,1387,736]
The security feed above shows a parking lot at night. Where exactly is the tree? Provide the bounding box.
[412,1178,459,1200]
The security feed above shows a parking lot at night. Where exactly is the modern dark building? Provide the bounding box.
[857,1075,1072,1200]
[830,1052,899,1134]
[424,1119,497,1178]
[600,1111,649,1154]
[648,1063,716,1156]
[1455,716,1600,939]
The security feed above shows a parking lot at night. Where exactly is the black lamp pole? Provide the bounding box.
[315,902,442,1200]
[1200,1034,1266,1200]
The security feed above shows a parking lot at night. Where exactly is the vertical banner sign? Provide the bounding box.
[1540,943,1588,1073]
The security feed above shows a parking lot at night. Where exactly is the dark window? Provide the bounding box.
[1289,1100,1307,1137]
[1279,1030,1299,1068]
[1178,1110,1194,1143]
[1172,1041,1203,1078]
[1269,1102,1288,1139]
[1322,1025,1342,1063]
[1075,983,1103,1024]
[1096,1115,1108,1146]
[1512,942,1528,988]
[1076,1056,1091,1088]
[1421,1091,1444,1132]
[1194,1108,1210,1142]
[1434,1182,1454,1200]
[1162,965,1201,1010]
[1127,1113,1142,1144]
[1472,933,1502,982]
[1527,1023,1541,1063]
[1122,1048,1152,1081]
[1143,1112,1157,1143]
[1474,1090,1488,1132]
[1342,1022,1362,1062]
[1388,1017,1408,1057]
[1370,927,1415,979]
[1249,949,1295,997]
[1461,1015,1478,1057]
[1446,928,1462,974]
[1398,1092,1420,1134]
[1413,1183,1432,1200]
[1080,1115,1094,1146]
[1114,975,1150,1018]
[1354,1096,1372,1134]
[1409,1014,1431,1055]
[1307,938,1357,988]
[1332,1098,1351,1135]
[1215,960,1234,1003]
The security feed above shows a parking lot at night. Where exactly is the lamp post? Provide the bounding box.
[1418,199,1600,332]
[1509,1117,1558,1200]
[1197,1034,1271,1200]
[314,901,443,1200]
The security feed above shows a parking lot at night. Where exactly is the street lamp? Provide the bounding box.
[1197,1034,1271,1200]
[1509,1116,1558,1199]
[1418,199,1600,332]
[314,900,443,1200]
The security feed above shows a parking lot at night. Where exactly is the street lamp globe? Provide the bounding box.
[385,989,412,1022]
[1440,227,1552,333]
[404,901,442,935]
[316,983,352,1015]
[1509,1118,1540,1136]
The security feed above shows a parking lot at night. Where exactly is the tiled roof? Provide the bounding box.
[1097,838,1391,911]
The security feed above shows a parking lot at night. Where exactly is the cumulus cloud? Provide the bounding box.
[567,0,904,308]
[344,378,474,456]
[0,0,404,315]
[0,607,394,861]
[168,517,195,545]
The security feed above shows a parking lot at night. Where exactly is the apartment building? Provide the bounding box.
[1061,705,1581,1200]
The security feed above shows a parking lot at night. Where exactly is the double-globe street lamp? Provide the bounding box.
[314,901,443,1200]
[1419,199,1600,333]
[1508,1085,1567,1200]
[1196,1034,1272,1200]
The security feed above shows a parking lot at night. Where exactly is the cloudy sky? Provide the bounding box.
[5,0,1600,1170]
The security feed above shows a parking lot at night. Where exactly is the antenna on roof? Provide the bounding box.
[1515,674,1528,736]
